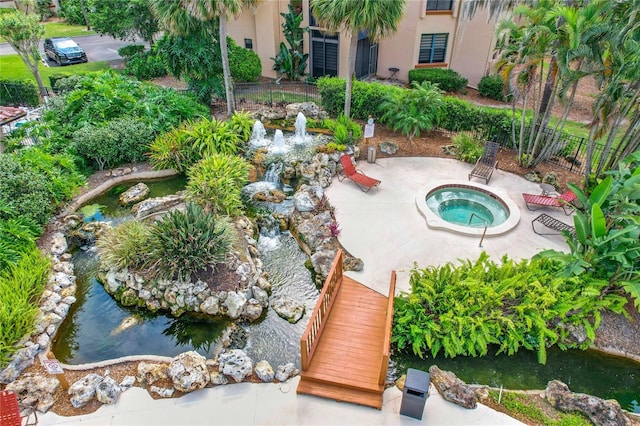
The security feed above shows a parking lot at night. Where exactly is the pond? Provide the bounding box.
[394,346,640,414]
[53,175,639,414]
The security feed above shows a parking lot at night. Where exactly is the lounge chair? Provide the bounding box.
[522,190,577,215]
[468,141,500,184]
[532,213,576,238]
[338,154,381,192]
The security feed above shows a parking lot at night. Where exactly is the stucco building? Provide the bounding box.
[227,0,504,87]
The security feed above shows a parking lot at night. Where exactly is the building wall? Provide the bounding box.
[227,0,502,87]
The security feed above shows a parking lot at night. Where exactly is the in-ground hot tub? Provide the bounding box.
[415,181,520,236]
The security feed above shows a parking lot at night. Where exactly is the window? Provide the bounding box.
[419,33,448,63]
[426,0,453,11]
[311,31,339,77]
[244,39,253,50]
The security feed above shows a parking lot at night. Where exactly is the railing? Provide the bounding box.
[468,213,489,248]
[300,249,344,370]
[234,81,320,111]
[378,271,396,386]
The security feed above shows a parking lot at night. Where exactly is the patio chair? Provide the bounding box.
[338,154,381,192]
[532,213,576,238]
[468,141,500,184]
[522,190,577,215]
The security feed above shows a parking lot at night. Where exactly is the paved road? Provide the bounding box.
[0,34,148,65]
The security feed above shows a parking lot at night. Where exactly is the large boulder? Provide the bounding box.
[271,295,305,323]
[119,183,150,206]
[168,351,210,393]
[429,365,476,409]
[293,185,324,212]
[545,380,629,426]
[136,362,169,387]
[242,298,264,322]
[68,373,104,408]
[0,344,40,384]
[131,194,185,220]
[254,360,275,382]
[96,376,121,404]
[223,291,247,319]
[285,102,328,120]
[275,363,299,382]
[5,373,59,413]
[218,349,253,383]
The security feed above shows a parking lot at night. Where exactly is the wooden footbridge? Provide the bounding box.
[297,250,396,409]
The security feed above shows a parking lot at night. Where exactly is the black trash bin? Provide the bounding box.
[400,368,430,420]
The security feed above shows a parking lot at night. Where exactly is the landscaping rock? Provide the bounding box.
[131,194,185,220]
[136,362,169,387]
[275,363,299,382]
[224,291,247,319]
[293,184,324,212]
[310,249,338,279]
[429,365,477,409]
[96,375,121,404]
[545,380,629,426]
[49,232,68,256]
[254,106,286,121]
[168,351,209,393]
[379,141,399,155]
[254,360,275,382]
[0,344,40,384]
[524,170,543,183]
[218,349,253,383]
[285,102,328,120]
[119,183,150,206]
[210,371,228,385]
[68,373,104,408]
[4,373,59,413]
[271,295,305,323]
[542,172,559,190]
[150,386,174,398]
[242,298,264,322]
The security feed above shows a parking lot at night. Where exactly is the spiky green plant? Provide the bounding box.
[96,219,152,271]
[186,153,250,216]
[452,132,484,163]
[229,110,253,144]
[147,203,235,281]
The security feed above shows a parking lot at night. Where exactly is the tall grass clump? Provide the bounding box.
[96,220,152,270]
[0,248,50,366]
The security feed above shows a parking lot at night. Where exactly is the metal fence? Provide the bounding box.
[0,82,54,107]
[233,81,320,111]
[466,124,605,177]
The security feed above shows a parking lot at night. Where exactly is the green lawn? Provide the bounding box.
[0,55,110,84]
[43,21,95,38]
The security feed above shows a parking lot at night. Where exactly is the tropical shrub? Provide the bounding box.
[316,77,403,119]
[228,38,262,82]
[73,117,156,170]
[538,152,640,310]
[97,220,152,271]
[271,4,309,81]
[0,154,57,228]
[49,74,84,94]
[123,49,167,81]
[408,68,468,93]
[452,132,484,163]
[478,75,506,101]
[186,153,250,216]
[322,114,363,145]
[0,212,39,272]
[380,81,443,141]
[228,110,253,144]
[0,79,40,107]
[117,44,146,60]
[0,247,50,366]
[439,96,515,136]
[147,203,235,281]
[148,118,243,173]
[393,253,627,364]
[48,73,73,90]
[59,0,86,25]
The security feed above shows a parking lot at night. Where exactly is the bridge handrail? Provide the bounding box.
[379,271,396,386]
[300,249,344,370]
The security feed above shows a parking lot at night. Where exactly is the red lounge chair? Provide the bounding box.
[522,190,577,215]
[338,154,381,192]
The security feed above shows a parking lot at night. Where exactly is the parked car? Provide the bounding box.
[44,37,88,66]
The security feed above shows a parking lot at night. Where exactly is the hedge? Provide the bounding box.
[0,79,40,107]
[408,68,468,93]
[478,75,506,101]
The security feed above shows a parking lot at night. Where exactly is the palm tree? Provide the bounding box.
[151,0,257,116]
[311,0,405,118]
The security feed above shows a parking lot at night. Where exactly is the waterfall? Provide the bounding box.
[264,162,283,187]
[257,214,282,252]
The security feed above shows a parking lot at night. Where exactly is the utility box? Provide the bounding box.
[367,146,376,163]
[400,368,430,420]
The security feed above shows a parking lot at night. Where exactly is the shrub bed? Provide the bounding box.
[408,68,468,93]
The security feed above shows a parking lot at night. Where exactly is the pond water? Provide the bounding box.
[394,347,640,413]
